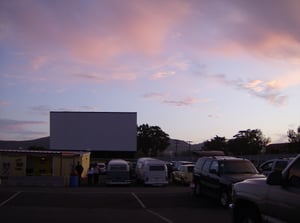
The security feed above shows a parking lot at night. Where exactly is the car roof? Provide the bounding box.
[199,156,247,161]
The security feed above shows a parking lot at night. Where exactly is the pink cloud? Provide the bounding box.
[0,118,47,140]
[163,97,197,107]
[1,0,189,62]
[150,71,176,80]
[143,92,167,99]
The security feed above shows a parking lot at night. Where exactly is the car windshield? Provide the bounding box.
[149,165,165,171]
[220,160,258,174]
[110,164,127,171]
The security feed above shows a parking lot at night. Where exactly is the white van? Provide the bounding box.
[135,157,156,180]
[105,159,130,185]
[136,157,168,186]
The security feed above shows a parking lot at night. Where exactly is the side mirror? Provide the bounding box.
[266,171,282,185]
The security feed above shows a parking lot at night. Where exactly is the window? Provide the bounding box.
[220,160,257,174]
[110,164,127,171]
[261,161,273,171]
[210,161,219,173]
[288,159,300,188]
[274,161,288,171]
[149,165,165,171]
[202,160,211,173]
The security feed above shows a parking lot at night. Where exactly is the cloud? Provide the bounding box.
[0,100,11,107]
[143,92,197,107]
[31,105,51,116]
[0,0,189,62]
[182,0,300,61]
[150,71,176,80]
[237,72,300,106]
[74,71,137,82]
[163,97,197,107]
[143,92,167,100]
[31,56,47,70]
[238,79,287,106]
[0,118,47,140]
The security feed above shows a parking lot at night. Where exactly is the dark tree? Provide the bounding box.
[287,126,300,143]
[227,129,270,155]
[287,126,300,153]
[203,135,227,153]
[137,124,170,156]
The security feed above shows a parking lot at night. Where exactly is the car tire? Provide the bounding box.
[194,182,202,196]
[220,191,230,207]
[180,177,185,185]
[237,206,261,223]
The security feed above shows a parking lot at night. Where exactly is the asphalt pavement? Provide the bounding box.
[0,184,232,223]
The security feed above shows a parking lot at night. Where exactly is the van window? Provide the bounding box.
[110,164,127,171]
[149,165,165,171]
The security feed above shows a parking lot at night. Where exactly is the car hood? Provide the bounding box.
[233,177,268,195]
[223,173,265,184]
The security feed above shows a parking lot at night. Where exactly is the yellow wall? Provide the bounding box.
[0,151,91,177]
[0,154,26,177]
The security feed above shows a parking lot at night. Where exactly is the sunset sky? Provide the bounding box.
[1,0,300,144]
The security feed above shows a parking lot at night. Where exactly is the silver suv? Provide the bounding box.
[231,154,300,223]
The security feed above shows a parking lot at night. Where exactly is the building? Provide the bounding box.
[0,149,90,187]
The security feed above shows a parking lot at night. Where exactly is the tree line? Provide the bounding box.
[137,124,300,156]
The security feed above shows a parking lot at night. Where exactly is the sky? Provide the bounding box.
[1,0,300,144]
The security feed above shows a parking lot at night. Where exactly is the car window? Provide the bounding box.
[179,165,185,171]
[149,165,165,171]
[195,158,206,170]
[202,160,211,173]
[288,159,300,188]
[260,161,273,171]
[220,160,258,174]
[274,160,288,171]
[210,160,219,173]
[110,164,127,171]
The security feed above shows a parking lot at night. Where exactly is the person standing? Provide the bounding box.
[75,161,84,186]
[93,164,100,185]
[87,166,94,186]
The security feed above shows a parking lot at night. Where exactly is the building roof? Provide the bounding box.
[0,149,90,156]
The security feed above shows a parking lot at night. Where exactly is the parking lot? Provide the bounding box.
[0,185,232,223]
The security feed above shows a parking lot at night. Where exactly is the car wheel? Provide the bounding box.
[237,207,261,223]
[194,182,202,196]
[170,175,175,183]
[180,177,185,185]
[220,191,230,207]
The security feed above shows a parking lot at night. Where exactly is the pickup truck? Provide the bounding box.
[231,153,300,223]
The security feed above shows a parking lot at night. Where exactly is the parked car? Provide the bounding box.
[171,164,194,185]
[231,153,300,223]
[192,156,265,207]
[258,157,293,176]
[105,159,131,185]
[96,162,106,174]
[135,157,168,186]
[172,160,194,171]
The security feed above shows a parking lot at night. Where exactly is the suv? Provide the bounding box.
[231,154,300,223]
[258,157,293,176]
[193,156,264,207]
